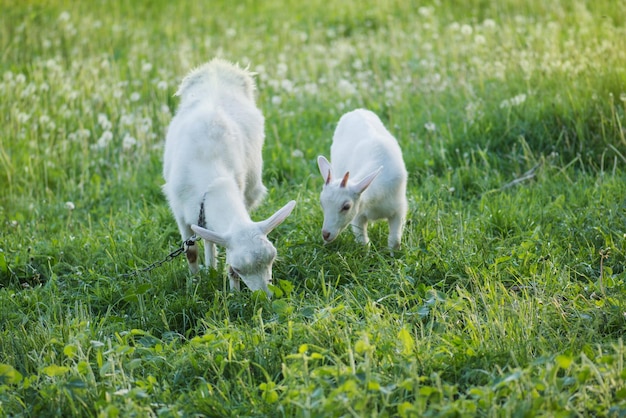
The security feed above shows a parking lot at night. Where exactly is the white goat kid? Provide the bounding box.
[162,58,296,297]
[317,108,408,251]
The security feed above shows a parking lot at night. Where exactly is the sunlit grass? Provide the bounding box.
[1,0,626,416]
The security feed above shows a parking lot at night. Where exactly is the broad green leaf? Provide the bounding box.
[0,252,8,274]
[397,328,414,355]
[64,344,78,358]
[0,364,23,384]
[43,365,70,377]
[398,402,415,418]
[555,354,573,369]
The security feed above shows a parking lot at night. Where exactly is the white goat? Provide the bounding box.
[317,108,407,250]
[162,58,296,297]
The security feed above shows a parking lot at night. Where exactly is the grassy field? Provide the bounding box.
[1,0,626,416]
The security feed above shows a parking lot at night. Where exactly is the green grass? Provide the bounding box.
[1,0,626,416]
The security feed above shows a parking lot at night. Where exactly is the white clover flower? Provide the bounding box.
[130,92,140,102]
[425,122,437,132]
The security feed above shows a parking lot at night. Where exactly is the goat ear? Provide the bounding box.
[259,200,296,235]
[191,224,229,247]
[317,156,332,185]
[340,172,350,188]
[352,166,383,194]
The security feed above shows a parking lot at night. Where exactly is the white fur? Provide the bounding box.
[163,58,296,296]
[317,108,408,250]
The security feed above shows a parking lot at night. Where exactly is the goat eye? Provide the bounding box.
[341,202,351,212]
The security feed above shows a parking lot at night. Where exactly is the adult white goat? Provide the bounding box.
[162,58,296,297]
[317,108,407,251]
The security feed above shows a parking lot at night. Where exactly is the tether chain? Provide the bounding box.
[119,199,206,278]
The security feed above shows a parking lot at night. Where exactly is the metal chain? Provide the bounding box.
[118,237,198,278]
[119,197,206,278]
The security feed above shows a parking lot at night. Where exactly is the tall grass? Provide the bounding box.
[1,0,626,416]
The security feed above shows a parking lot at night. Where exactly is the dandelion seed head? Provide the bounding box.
[280,79,294,93]
[65,201,75,210]
[130,92,141,102]
[17,112,30,123]
[337,79,357,96]
[483,19,497,29]
[418,6,433,17]
[122,133,137,150]
[303,83,318,95]
[425,122,437,132]
[461,24,473,36]
[98,114,112,130]
[277,63,288,77]
[93,131,113,150]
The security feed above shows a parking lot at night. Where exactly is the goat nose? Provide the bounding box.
[322,230,331,241]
